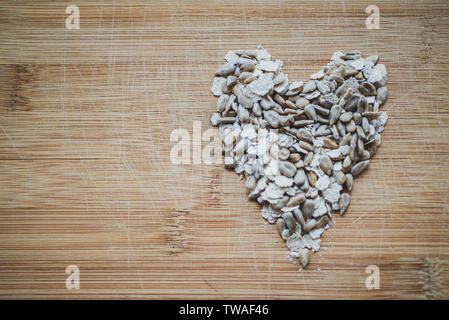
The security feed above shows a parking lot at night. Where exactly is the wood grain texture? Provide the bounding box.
[0,0,449,299]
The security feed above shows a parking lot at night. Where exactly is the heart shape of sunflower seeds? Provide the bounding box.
[210,47,388,268]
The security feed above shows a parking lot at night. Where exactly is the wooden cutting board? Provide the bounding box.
[0,0,448,299]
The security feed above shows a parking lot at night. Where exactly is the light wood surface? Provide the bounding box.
[0,0,448,299]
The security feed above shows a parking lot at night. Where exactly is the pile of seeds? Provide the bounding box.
[210,47,388,268]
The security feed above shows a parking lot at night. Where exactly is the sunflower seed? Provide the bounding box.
[275,175,294,188]
[289,81,304,92]
[235,49,258,57]
[323,137,338,149]
[282,212,297,234]
[345,173,354,191]
[339,193,350,215]
[340,112,353,123]
[285,100,297,110]
[360,81,377,96]
[367,64,388,87]
[304,104,318,121]
[306,171,317,187]
[252,101,262,117]
[298,248,310,268]
[376,86,388,105]
[329,105,342,125]
[315,215,329,229]
[338,133,351,147]
[319,154,333,175]
[217,116,237,124]
[356,125,367,140]
[245,175,257,190]
[217,94,229,112]
[303,80,316,93]
[237,106,249,122]
[279,161,297,178]
[353,112,362,125]
[216,62,236,76]
[294,168,307,186]
[276,218,287,238]
[301,199,314,220]
[293,120,314,127]
[344,93,360,111]
[357,96,368,114]
[351,160,370,176]
[237,57,256,71]
[287,192,306,207]
[296,129,314,143]
[342,155,352,170]
[299,141,314,152]
[316,81,331,94]
[295,97,309,109]
[288,152,301,163]
[346,120,356,133]
[365,55,379,65]
[333,170,346,185]
[264,110,280,128]
[304,218,317,232]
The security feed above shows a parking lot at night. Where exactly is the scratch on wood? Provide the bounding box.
[163,208,191,256]
[420,257,442,299]
[204,279,218,292]
[208,170,223,208]
[421,16,434,64]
